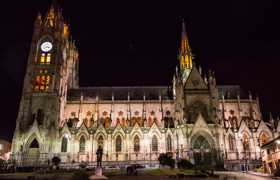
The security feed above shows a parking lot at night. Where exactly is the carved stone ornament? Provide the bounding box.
[81,125,85,131]
[117,125,121,130]
[191,77,200,86]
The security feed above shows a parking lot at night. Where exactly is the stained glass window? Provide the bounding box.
[105,117,109,127]
[121,117,126,127]
[243,134,249,150]
[134,111,139,116]
[134,135,140,152]
[61,137,67,152]
[148,117,153,127]
[261,133,268,146]
[79,136,85,152]
[132,117,136,127]
[116,135,121,152]
[166,135,172,151]
[102,111,107,116]
[152,135,158,151]
[137,117,142,127]
[98,136,103,148]
[166,110,171,116]
[150,110,155,116]
[118,111,123,116]
[228,135,234,150]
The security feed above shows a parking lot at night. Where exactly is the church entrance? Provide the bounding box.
[26,139,40,166]
[193,135,212,165]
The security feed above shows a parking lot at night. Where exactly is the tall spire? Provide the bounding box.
[178,19,194,74]
[181,19,191,55]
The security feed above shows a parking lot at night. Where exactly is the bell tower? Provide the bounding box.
[178,19,194,83]
[15,1,79,133]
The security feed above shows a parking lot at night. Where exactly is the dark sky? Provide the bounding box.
[0,0,279,142]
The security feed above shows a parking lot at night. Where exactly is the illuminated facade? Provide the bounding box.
[11,2,280,171]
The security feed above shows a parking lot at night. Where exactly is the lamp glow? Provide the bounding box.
[277,141,280,144]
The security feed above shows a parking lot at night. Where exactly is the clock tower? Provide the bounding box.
[12,1,79,164]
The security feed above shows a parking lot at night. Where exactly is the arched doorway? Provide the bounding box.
[26,138,40,166]
[193,135,212,165]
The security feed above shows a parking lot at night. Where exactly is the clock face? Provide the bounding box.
[41,42,52,52]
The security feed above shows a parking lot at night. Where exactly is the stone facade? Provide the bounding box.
[10,2,280,170]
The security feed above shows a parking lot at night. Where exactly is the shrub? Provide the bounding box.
[52,156,61,166]
[158,153,175,169]
[70,169,89,180]
[177,159,193,170]
[79,162,89,169]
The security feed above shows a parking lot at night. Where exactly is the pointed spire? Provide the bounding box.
[181,19,191,54]
[178,19,193,71]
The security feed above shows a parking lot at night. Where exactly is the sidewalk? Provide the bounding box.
[245,171,275,178]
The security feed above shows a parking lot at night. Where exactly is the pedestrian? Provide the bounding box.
[126,166,129,175]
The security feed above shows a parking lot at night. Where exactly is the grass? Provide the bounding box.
[147,168,197,177]
[0,169,126,179]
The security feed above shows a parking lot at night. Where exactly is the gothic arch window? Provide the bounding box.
[67,118,73,128]
[46,76,50,90]
[228,117,233,128]
[84,118,88,127]
[188,101,209,123]
[243,116,250,127]
[116,117,120,125]
[243,134,249,150]
[98,136,103,148]
[40,76,45,90]
[137,117,142,127]
[228,135,234,150]
[35,76,40,90]
[105,117,109,127]
[132,117,136,127]
[79,136,85,152]
[166,135,172,151]
[37,109,45,125]
[61,136,67,152]
[193,136,211,150]
[121,117,126,127]
[100,118,105,126]
[164,117,168,128]
[40,53,45,64]
[134,135,140,152]
[169,117,174,128]
[46,53,51,65]
[148,117,153,127]
[261,133,268,146]
[152,135,158,151]
[116,135,121,152]
[153,117,158,126]
[233,116,238,127]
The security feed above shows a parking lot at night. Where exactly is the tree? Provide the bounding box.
[158,153,175,169]
[52,156,61,166]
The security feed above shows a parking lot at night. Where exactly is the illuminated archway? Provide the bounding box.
[148,117,152,127]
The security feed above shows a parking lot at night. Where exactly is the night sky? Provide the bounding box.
[0,0,279,142]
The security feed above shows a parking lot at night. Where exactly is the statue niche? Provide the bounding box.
[187,101,209,123]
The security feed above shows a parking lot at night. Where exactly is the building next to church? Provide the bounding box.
[261,136,280,174]
[10,2,280,171]
[0,140,12,163]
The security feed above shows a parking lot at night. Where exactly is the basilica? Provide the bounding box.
[11,2,280,171]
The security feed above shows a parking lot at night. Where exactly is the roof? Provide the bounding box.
[67,86,173,101]
[261,136,280,148]
[217,85,248,100]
